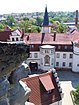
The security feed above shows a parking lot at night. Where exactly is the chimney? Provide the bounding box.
[53,31,56,41]
[21,29,25,39]
[41,33,45,44]
[75,10,78,26]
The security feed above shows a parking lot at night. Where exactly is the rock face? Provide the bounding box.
[0,42,29,77]
[0,42,31,105]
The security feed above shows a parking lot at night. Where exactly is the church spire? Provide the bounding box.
[42,5,51,33]
[43,5,49,26]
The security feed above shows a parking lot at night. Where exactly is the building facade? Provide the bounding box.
[25,6,79,72]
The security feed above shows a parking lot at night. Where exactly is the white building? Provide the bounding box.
[24,6,79,72]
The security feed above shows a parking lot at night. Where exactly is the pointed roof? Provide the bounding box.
[43,5,49,26]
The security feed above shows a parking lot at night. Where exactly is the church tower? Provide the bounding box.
[42,5,52,33]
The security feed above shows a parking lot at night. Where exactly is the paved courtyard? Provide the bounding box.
[57,70,79,105]
[57,70,79,88]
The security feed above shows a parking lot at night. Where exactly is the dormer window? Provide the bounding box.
[47,90,53,94]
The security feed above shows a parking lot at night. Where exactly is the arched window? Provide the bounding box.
[44,55,50,65]
[41,58,43,65]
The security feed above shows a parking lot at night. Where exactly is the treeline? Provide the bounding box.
[0,11,77,33]
[32,11,76,22]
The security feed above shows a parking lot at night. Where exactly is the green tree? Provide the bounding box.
[6,15,15,27]
[36,16,43,26]
[58,23,67,33]
[72,86,79,105]
[22,17,29,21]
[36,26,41,33]
[31,25,38,33]
[19,20,31,32]
[0,23,4,31]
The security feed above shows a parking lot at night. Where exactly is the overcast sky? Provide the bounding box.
[0,0,79,14]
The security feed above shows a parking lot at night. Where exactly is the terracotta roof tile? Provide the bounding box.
[0,31,11,41]
[21,71,61,105]
[24,30,79,45]
[39,75,55,91]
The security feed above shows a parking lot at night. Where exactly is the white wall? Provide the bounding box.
[42,27,51,33]
[55,52,73,68]
[10,36,21,41]
[74,46,79,54]
[72,54,79,72]
[10,31,21,41]
[72,46,79,72]
[40,47,55,71]
[26,51,74,70]
[26,52,40,68]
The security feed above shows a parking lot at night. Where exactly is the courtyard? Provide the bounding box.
[57,70,79,105]
[57,70,79,88]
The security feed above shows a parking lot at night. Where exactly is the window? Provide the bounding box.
[70,46,72,50]
[44,55,50,65]
[30,45,34,48]
[16,37,18,41]
[56,62,59,66]
[56,53,60,58]
[34,53,38,58]
[63,54,66,58]
[58,45,61,49]
[69,54,73,58]
[45,49,49,53]
[40,49,43,54]
[12,38,14,41]
[62,62,66,67]
[69,62,72,67]
[51,49,54,54]
[47,90,53,94]
[77,64,79,66]
[31,45,34,48]
[29,53,32,58]
[64,46,67,49]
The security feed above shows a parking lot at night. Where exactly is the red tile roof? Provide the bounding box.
[0,31,11,41]
[24,33,54,44]
[24,30,79,45]
[39,75,55,91]
[21,71,61,105]
[0,29,23,42]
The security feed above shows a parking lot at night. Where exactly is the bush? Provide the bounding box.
[72,86,79,105]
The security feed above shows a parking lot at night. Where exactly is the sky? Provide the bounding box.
[0,0,79,14]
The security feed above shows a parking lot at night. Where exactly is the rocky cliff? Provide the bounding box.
[0,42,32,105]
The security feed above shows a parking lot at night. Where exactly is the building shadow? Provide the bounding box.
[57,70,79,88]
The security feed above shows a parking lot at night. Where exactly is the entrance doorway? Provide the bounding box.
[29,62,38,71]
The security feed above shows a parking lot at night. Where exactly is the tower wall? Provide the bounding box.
[72,42,79,72]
